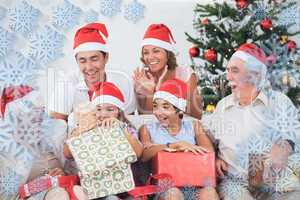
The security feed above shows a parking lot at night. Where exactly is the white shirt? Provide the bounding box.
[202,90,300,177]
[47,69,137,116]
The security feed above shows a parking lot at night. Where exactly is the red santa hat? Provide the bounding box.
[231,43,267,72]
[153,79,187,111]
[91,82,125,110]
[0,85,33,117]
[141,23,176,53]
[73,22,109,55]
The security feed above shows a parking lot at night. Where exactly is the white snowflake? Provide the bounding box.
[181,186,199,200]
[253,2,269,20]
[8,1,40,37]
[0,51,37,88]
[52,0,82,31]
[123,0,145,23]
[0,123,33,168]
[0,27,14,60]
[0,166,22,198]
[85,9,99,23]
[99,0,122,18]
[277,5,300,28]
[0,6,6,19]
[264,92,300,143]
[28,25,65,66]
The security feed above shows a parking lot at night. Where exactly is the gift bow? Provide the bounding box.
[19,175,79,200]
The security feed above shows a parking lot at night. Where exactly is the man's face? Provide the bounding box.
[226,58,256,98]
[76,50,108,86]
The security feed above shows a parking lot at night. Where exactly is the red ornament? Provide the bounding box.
[260,18,273,31]
[201,18,209,25]
[189,46,200,57]
[287,40,297,51]
[204,49,217,62]
[236,0,249,9]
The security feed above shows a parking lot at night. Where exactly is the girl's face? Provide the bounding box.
[153,98,179,127]
[142,45,168,74]
[96,103,119,122]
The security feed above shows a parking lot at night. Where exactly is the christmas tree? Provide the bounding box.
[186,0,300,111]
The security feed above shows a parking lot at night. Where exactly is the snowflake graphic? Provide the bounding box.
[0,51,37,88]
[0,6,6,20]
[124,0,145,23]
[0,27,14,60]
[181,186,199,200]
[8,0,40,37]
[28,25,65,66]
[277,5,300,28]
[52,0,82,31]
[0,122,33,168]
[0,166,22,198]
[85,9,99,23]
[219,178,248,199]
[264,92,300,143]
[253,2,270,20]
[99,0,122,18]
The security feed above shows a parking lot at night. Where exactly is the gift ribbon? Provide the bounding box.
[128,173,174,200]
[19,175,79,200]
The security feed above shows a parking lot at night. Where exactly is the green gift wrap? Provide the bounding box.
[67,124,137,199]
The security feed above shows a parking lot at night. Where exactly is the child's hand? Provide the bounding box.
[171,141,208,154]
[98,117,120,128]
[48,167,65,177]
[270,140,292,171]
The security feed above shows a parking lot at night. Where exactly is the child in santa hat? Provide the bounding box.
[63,81,143,200]
[139,79,219,200]
[133,23,202,119]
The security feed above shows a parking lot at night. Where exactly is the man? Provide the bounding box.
[203,43,300,200]
[48,22,136,122]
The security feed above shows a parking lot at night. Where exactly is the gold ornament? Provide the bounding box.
[206,104,215,113]
[280,35,288,45]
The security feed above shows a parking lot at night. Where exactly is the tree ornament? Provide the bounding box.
[201,18,209,25]
[260,18,273,31]
[236,0,249,9]
[206,103,215,113]
[279,35,288,45]
[189,46,200,57]
[287,40,297,52]
[204,49,217,62]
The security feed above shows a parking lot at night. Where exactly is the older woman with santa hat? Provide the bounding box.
[133,23,202,119]
[202,43,300,200]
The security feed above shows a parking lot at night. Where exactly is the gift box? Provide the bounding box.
[152,151,216,187]
[67,124,137,199]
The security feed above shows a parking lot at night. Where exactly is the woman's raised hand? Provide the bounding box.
[133,67,156,96]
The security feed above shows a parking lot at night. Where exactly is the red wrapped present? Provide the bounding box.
[19,175,79,200]
[152,151,216,187]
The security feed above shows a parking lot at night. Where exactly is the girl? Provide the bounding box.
[139,79,219,200]
[133,23,202,119]
[64,81,143,200]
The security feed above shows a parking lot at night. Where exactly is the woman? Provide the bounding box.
[133,23,202,119]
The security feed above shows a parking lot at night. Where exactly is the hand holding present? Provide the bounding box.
[73,102,97,136]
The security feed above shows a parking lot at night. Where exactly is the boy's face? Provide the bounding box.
[95,103,119,122]
[76,50,108,87]
[153,98,179,127]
